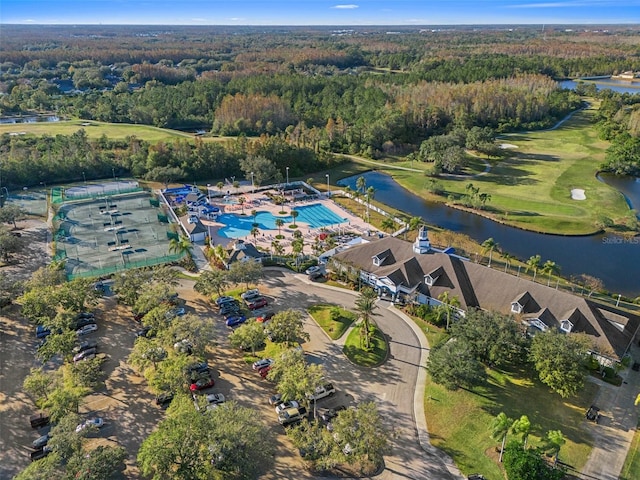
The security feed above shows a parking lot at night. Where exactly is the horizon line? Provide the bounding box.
[1,22,636,27]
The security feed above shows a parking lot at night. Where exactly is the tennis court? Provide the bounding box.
[54,191,181,279]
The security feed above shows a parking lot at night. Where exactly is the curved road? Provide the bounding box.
[261,269,462,480]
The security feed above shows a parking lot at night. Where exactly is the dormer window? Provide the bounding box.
[373,256,383,266]
[372,249,391,267]
[560,320,573,333]
[511,302,523,314]
[425,274,439,286]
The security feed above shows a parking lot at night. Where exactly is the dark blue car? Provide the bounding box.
[226,315,247,327]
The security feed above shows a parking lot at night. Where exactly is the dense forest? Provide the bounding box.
[1,24,640,185]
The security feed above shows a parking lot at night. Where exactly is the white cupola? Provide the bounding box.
[413,225,431,254]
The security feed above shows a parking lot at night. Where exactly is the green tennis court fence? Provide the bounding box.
[51,187,143,204]
[66,252,185,280]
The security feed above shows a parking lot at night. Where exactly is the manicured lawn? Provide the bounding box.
[366,105,630,235]
[307,304,356,340]
[423,359,597,479]
[342,324,388,367]
[620,422,640,480]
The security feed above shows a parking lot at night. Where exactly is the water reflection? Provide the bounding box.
[338,171,640,297]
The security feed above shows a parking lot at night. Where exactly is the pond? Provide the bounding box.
[338,171,640,297]
[559,78,640,95]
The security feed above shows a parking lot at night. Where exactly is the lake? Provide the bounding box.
[338,171,640,297]
[559,78,640,95]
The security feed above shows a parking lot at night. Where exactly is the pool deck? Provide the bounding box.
[201,191,377,254]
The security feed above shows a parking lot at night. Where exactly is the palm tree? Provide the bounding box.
[526,254,542,282]
[491,412,513,462]
[275,218,285,237]
[216,181,224,195]
[250,226,260,242]
[355,287,378,349]
[511,415,531,449]
[213,244,228,264]
[293,229,303,239]
[251,209,258,226]
[238,196,246,215]
[292,238,304,268]
[503,253,513,273]
[356,176,366,194]
[437,291,460,330]
[365,186,375,221]
[381,217,396,234]
[306,177,314,187]
[291,210,299,227]
[232,180,240,194]
[541,260,560,286]
[543,430,566,466]
[168,236,192,258]
[481,237,499,268]
[271,240,284,256]
[406,216,422,239]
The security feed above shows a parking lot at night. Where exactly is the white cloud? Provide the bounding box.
[510,0,636,7]
[332,4,359,9]
[191,18,207,22]
[23,19,36,23]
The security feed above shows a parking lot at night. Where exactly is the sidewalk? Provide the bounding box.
[581,341,640,480]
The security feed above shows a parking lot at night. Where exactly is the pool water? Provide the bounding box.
[217,203,347,238]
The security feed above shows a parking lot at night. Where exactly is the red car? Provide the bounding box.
[190,378,215,391]
[247,297,268,310]
[258,365,272,379]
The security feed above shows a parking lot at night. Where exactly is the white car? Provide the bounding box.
[307,383,336,401]
[305,265,324,275]
[75,417,104,433]
[275,400,299,415]
[206,393,225,405]
[252,358,274,370]
[241,289,260,301]
[76,324,98,336]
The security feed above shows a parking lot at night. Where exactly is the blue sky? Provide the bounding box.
[2,0,639,25]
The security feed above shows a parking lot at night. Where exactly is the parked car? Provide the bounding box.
[155,392,174,407]
[252,358,274,370]
[73,347,97,362]
[75,312,95,320]
[258,365,272,378]
[73,318,96,329]
[29,412,50,429]
[133,312,146,322]
[76,324,98,336]
[246,297,268,310]
[205,393,225,405]
[320,405,347,423]
[268,393,283,406]
[467,475,486,480]
[222,306,242,318]
[277,406,308,425]
[31,433,50,449]
[307,383,336,401]
[135,326,152,338]
[30,446,52,462]
[75,417,104,433]
[190,378,215,391]
[186,362,210,374]
[305,265,324,276]
[275,400,300,415]
[255,310,275,323]
[241,289,260,301]
[35,325,51,339]
[586,405,601,423]
[215,296,237,307]
[73,340,98,354]
[165,307,186,319]
[226,315,247,327]
[220,304,241,316]
[174,339,193,354]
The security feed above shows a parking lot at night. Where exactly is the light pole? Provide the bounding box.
[82,171,86,185]
[207,183,211,204]
[325,174,330,198]
[286,167,289,186]
[112,167,115,181]
[250,172,254,193]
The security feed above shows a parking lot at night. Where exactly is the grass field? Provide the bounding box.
[619,422,640,480]
[410,317,598,479]
[307,304,356,340]
[0,120,239,144]
[342,325,387,367]
[351,105,631,235]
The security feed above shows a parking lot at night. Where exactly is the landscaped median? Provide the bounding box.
[307,304,356,340]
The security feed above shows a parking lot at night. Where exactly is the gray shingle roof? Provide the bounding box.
[332,236,639,360]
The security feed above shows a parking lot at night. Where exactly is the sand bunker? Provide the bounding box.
[499,143,518,149]
[571,188,586,200]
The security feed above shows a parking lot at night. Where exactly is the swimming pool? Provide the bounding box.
[217,203,347,238]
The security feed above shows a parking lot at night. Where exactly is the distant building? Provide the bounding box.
[224,240,265,268]
[179,215,207,244]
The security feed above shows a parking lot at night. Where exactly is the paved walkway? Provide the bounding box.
[298,273,464,479]
[581,341,640,480]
